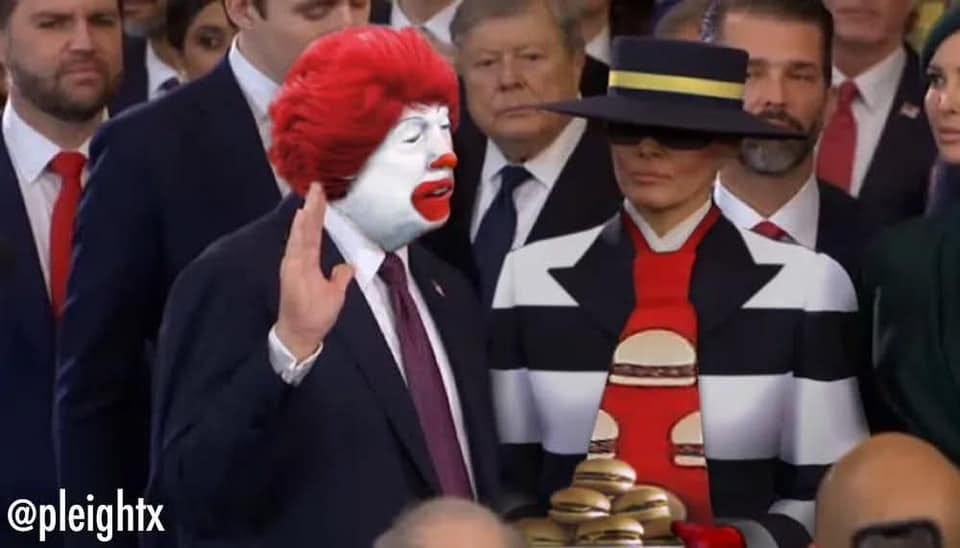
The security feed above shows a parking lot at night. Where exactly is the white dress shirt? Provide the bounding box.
[714,175,820,249]
[624,197,713,253]
[145,41,181,100]
[389,0,461,46]
[470,117,588,249]
[227,40,290,196]
[830,47,906,198]
[2,102,98,292]
[586,24,611,66]
[268,206,476,493]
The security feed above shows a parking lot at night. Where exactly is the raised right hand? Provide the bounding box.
[275,184,354,361]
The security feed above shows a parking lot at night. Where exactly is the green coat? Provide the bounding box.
[862,207,960,463]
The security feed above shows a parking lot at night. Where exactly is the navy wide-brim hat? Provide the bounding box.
[542,37,801,140]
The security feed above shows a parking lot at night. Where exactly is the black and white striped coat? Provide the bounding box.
[490,212,868,548]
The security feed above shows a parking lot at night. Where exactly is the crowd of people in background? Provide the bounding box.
[3,0,960,546]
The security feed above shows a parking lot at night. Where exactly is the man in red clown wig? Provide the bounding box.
[149,26,501,548]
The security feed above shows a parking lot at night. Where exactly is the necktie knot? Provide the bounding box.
[836,80,859,106]
[50,151,86,185]
[499,165,531,194]
[159,77,180,93]
[752,221,789,242]
[378,252,408,289]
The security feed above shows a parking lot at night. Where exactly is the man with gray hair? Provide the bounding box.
[424,0,620,307]
[374,498,527,548]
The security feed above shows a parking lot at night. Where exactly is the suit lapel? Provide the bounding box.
[320,235,440,494]
[444,108,486,278]
[690,217,781,335]
[407,245,494,498]
[109,36,148,115]
[859,48,929,206]
[527,122,614,244]
[0,142,54,361]
[552,216,634,338]
[189,60,281,209]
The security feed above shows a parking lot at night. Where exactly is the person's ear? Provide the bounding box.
[223,0,262,31]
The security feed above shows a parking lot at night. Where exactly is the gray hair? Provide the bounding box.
[373,498,526,548]
[450,0,586,53]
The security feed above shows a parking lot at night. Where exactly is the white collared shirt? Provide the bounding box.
[145,40,181,100]
[268,205,476,494]
[586,24,611,66]
[714,174,820,249]
[389,0,461,46]
[2,102,100,291]
[830,46,906,198]
[227,39,289,196]
[623,197,713,253]
[470,117,588,248]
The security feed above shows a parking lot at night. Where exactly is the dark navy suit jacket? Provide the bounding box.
[855,48,937,228]
[151,195,500,547]
[110,35,149,115]
[56,59,282,547]
[0,141,63,547]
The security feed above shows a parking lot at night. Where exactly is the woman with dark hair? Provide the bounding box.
[165,0,236,81]
[863,5,960,466]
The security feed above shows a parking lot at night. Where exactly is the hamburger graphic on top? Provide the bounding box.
[610,329,698,387]
[671,412,706,468]
[588,410,619,460]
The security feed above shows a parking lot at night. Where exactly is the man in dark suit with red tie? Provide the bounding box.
[818,0,937,228]
[0,0,122,544]
[151,27,499,547]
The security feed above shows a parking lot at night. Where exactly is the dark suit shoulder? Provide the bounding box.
[864,212,951,283]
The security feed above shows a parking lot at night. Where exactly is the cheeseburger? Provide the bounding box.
[573,458,637,496]
[633,484,688,522]
[610,330,698,387]
[671,412,706,467]
[612,486,672,538]
[575,515,645,546]
[513,518,569,546]
[589,410,619,459]
[549,487,611,524]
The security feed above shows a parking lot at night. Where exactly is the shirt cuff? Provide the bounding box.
[267,326,323,386]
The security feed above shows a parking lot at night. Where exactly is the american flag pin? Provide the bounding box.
[432,281,445,297]
[900,102,920,119]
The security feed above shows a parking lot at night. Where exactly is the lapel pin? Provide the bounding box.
[432,280,445,298]
[899,102,920,119]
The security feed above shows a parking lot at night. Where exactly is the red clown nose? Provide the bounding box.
[430,153,458,170]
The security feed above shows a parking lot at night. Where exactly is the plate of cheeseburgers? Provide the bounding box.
[513,458,687,547]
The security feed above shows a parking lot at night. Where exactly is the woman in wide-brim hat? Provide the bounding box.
[489,37,868,548]
[862,5,960,469]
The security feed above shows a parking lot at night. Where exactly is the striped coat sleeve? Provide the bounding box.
[726,252,869,548]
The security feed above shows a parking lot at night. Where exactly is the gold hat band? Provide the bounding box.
[608,70,744,100]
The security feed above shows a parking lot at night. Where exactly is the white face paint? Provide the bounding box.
[335,103,457,252]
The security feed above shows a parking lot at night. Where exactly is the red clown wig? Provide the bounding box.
[269,26,460,198]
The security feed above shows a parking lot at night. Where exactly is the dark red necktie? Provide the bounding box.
[378,252,473,498]
[817,80,859,192]
[751,221,792,243]
[49,151,86,317]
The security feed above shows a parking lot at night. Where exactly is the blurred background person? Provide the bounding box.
[0,0,121,544]
[111,0,181,112]
[819,0,937,228]
[371,0,460,60]
[374,499,526,548]
[55,2,371,547]
[653,0,711,41]
[813,433,960,548]
[862,5,960,469]
[430,0,620,307]
[609,0,656,38]
[577,0,611,96]
[165,0,236,81]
